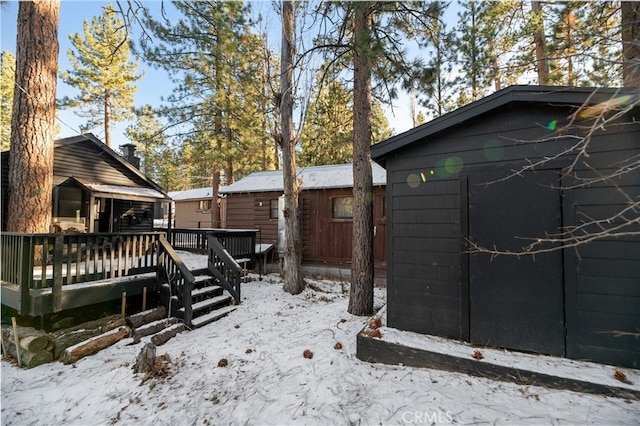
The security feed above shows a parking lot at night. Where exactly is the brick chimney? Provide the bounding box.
[120,143,140,168]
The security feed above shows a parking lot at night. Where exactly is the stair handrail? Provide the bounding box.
[157,236,194,326]
[207,235,242,304]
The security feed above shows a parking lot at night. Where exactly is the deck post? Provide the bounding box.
[18,236,33,315]
[52,235,64,312]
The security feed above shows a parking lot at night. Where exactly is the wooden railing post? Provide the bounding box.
[52,235,64,312]
[19,236,33,315]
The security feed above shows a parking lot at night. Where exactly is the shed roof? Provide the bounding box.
[170,163,386,200]
[371,85,636,167]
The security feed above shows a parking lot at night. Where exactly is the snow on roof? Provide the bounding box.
[219,163,386,195]
[83,183,167,199]
[169,187,215,201]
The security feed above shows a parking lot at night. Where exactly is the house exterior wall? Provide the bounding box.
[173,199,216,228]
[382,100,639,368]
[223,186,387,273]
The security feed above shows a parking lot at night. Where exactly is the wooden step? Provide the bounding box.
[191,305,237,329]
[193,275,215,286]
[191,285,222,298]
[179,294,231,316]
[192,294,232,312]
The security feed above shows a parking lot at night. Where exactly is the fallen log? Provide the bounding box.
[126,306,168,329]
[133,317,179,340]
[60,326,130,365]
[151,323,185,346]
[51,315,126,359]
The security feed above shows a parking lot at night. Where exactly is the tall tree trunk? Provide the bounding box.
[531,1,549,85]
[7,0,60,233]
[210,42,224,229]
[104,89,111,147]
[349,2,374,316]
[621,1,640,87]
[210,170,221,228]
[280,0,304,295]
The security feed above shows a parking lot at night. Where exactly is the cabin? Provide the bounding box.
[171,163,388,278]
[1,134,170,233]
[368,86,639,369]
[1,134,252,331]
[170,187,220,229]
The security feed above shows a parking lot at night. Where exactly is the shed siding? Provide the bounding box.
[384,100,639,367]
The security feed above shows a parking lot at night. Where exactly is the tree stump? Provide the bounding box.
[133,343,156,374]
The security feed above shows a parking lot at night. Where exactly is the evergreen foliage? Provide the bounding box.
[1,51,15,151]
[124,104,165,182]
[60,3,142,147]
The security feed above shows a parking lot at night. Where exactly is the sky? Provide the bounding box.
[1,0,419,153]
[2,251,639,425]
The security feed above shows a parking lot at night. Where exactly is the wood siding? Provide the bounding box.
[2,137,167,233]
[223,187,386,272]
[383,101,640,368]
[54,141,150,188]
[174,200,215,228]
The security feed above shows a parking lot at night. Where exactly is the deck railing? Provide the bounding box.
[1,232,163,313]
[207,235,242,304]
[157,236,195,325]
[167,228,257,263]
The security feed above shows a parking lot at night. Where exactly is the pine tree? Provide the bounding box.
[298,76,391,166]
[124,104,165,181]
[7,0,60,233]
[418,1,456,118]
[61,3,142,147]
[452,1,522,102]
[621,2,640,87]
[143,1,274,225]
[1,51,15,151]
[280,0,304,295]
[314,1,439,315]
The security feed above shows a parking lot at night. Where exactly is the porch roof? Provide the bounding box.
[68,177,168,200]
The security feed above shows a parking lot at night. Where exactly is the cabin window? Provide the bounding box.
[198,199,212,211]
[332,196,353,220]
[269,199,278,219]
[382,196,386,218]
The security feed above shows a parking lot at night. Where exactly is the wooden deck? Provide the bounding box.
[1,229,256,319]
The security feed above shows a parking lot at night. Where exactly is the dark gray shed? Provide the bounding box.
[371,86,639,368]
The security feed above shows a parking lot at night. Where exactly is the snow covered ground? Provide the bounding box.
[2,253,639,425]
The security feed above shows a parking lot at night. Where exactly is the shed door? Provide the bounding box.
[468,170,565,355]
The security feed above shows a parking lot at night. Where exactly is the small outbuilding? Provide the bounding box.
[171,163,388,277]
[370,86,639,368]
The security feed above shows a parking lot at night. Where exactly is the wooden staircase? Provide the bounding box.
[176,270,236,328]
[157,236,243,329]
